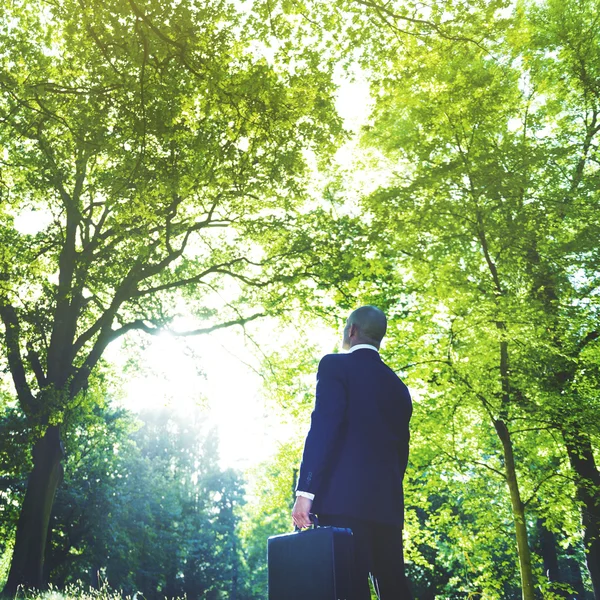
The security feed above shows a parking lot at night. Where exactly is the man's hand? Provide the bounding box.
[292,495,313,529]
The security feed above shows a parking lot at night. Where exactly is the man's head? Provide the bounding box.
[342,305,387,351]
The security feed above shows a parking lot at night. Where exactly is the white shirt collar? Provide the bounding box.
[348,344,379,353]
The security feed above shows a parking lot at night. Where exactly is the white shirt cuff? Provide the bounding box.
[296,491,315,501]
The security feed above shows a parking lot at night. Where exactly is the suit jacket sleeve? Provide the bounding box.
[399,428,410,480]
[296,355,347,497]
[398,394,412,479]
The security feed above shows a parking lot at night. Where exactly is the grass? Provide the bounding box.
[10,584,147,600]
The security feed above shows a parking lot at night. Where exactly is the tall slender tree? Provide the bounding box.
[342,0,600,596]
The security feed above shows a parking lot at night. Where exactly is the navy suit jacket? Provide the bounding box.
[296,349,412,527]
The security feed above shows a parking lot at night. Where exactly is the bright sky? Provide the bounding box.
[107,322,341,470]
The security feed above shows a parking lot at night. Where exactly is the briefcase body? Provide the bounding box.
[267,525,354,600]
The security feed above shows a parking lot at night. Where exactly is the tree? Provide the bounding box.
[0,0,342,592]
[253,0,599,596]
[43,405,251,598]
[328,0,600,596]
[44,400,136,590]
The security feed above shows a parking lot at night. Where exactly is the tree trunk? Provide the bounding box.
[537,518,560,580]
[537,518,568,597]
[90,566,101,590]
[493,339,536,600]
[565,545,587,599]
[564,434,600,599]
[494,419,536,600]
[164,565,178,599]
[231,535,238,600]
[2,426,64,596]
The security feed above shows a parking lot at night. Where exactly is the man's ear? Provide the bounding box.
[349,323,358,338]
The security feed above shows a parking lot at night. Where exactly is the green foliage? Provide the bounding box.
[334,0,599,595]
[260,334,324,419]
[238,441,303,598]
[10,405,251,599]
[2,0,599,596]
[0,0,343,421]
[0,399,32,587]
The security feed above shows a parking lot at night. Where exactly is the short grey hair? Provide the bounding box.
[348,305,387,345]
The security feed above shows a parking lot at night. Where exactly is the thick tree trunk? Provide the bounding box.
[564,435,600,599]
[495,419,536,600]
[2,426,64,596]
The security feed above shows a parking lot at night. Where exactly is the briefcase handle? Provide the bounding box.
[294,513,319,532]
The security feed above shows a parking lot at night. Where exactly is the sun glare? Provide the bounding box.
[109,321,339,471]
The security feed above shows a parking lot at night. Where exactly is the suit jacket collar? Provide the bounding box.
[348,344,379,353]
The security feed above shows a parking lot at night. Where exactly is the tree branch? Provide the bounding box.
[563,109,600,209]
[71,263,145,357]
[26,344,47,389]
[132,262,233,298]
[471,460,507,479]
[352,0,490,51]
[523,469,564,508]
[69,310,270,398]
[437,448,506,479]
[578,329,599,352]
[0,302,38,416]
[111,310,270,339]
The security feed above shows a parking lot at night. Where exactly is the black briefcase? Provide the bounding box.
[267,519,354,600]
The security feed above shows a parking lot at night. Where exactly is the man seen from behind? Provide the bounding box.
[292,306,413,599]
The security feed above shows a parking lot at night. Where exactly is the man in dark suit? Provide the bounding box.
[292,306,413,599]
